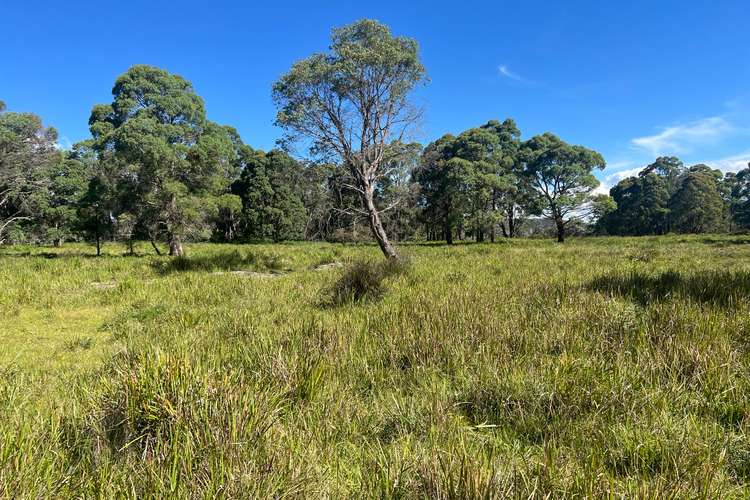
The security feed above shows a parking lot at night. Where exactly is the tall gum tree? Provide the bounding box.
[0,100,61,243]
[88,65,239,256]
[521,133,605,242]
[273,19,427,259]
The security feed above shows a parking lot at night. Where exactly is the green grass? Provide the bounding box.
[2,235,750,497]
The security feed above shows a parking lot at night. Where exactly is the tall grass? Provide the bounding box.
[1,236,749,497]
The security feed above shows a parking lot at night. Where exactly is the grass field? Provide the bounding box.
[2,236,750,497]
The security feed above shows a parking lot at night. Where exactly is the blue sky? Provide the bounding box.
[2,0,749,189]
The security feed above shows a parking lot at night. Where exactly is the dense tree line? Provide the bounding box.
[597,157,748,236]
[2,20,749,256]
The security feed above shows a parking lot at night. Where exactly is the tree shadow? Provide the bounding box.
[0,250,119,259]
[587,269,750,307]
[696,236,750,247]
[151,249,287,275]
[400,240,513,248]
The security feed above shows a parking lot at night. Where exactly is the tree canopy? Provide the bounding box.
[273,19,427,259]
[0,101,61,243]
[231,147,306,242]
[520,133,605,242]
[88,65,240,256]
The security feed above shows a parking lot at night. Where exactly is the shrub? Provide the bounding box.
[325,257,410,306]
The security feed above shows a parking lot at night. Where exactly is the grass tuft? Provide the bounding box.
[324,257,411,306]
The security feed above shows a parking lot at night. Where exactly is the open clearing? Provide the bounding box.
[2,236,750,497]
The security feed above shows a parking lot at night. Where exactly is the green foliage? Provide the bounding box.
[376,141,423,241]
[414,133,465,243]
[640,156,685,196]
[232,148,306,241]
[0,103,61,242]
[670,164,727,234]
[37,149,92,245]
[605,171,671,235]
[602,158,735,236]
[88,65,239,255]
[273,19,426,155]
[520,132,606,241]
[273,19,428,258]
[415,119,526,243]
[729,164,750,230]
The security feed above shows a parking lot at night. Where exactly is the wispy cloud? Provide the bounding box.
[498,65,522,80]
[497,65,536,86]
[594,164,644,194]
[605,166,643,184]
[603,100,750,189]
[702,150,750,173]
[631,116,734,157]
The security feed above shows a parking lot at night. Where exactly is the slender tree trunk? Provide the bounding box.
[444,218,453,245]
[96,235,101,256]
[555,216,566,243]
[168,235,184,257]
[500,222,508,238]
[361,183,397,259]
[150,238,163,256]
[508,207,516,237]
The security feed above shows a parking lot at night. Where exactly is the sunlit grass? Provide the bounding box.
[1,235,750,497]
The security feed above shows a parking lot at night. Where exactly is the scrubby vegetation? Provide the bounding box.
[2,236,750,497]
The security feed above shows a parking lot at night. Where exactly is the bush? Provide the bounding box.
[325,257,410,306]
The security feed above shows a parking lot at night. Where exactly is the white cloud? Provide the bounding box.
[605,166,643,184]
[497,65,537,85]
[631,116,734,156]
[498,65,522,80]
[703,150,750,173]
[595,165,644,194]
[592,184,610,195]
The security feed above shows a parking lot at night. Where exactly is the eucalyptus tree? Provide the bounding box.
[415,119,524,243]
[376,141,422,241]
[88,65,239,256]
[414,134,467,244]
[640,156,684,196]
[605,172,670,235]
[472,119,524,240]
[0,100,61,243]
[520,133,605,242]
[273,19,427,259]
[669,164,726,234]
[78,171,115,256]
[40,148,92,246]
[449,126,503,242]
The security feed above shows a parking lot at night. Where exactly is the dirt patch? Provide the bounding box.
[91,281,117,290]
[315,262,343,271]
[212,270,284,278]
